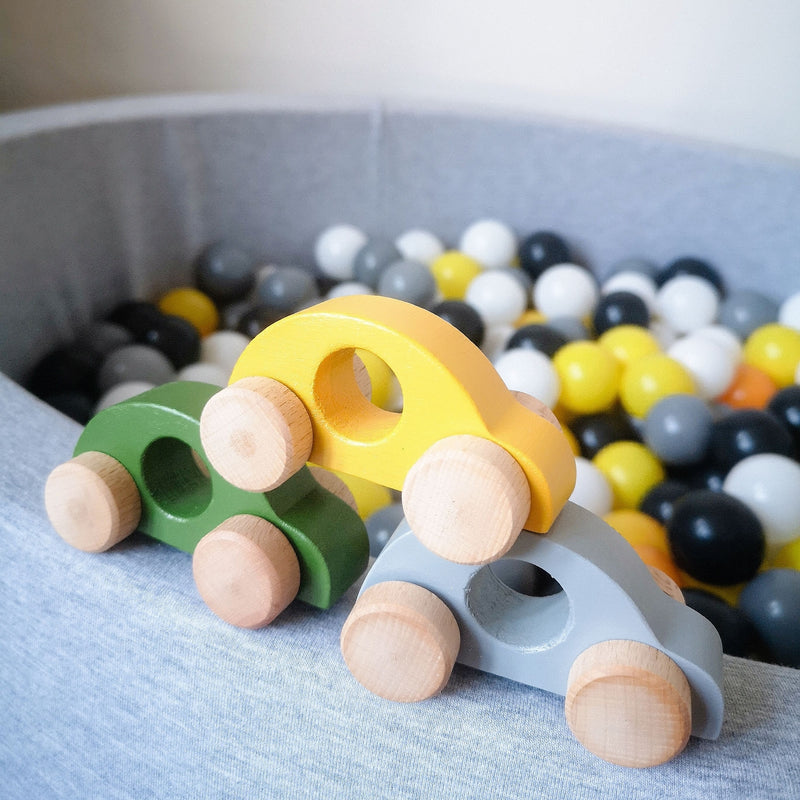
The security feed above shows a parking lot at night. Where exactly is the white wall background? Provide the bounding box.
[2,0,799,160]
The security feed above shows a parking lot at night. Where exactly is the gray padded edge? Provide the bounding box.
[1,372,799,798]
[2,94,800,381]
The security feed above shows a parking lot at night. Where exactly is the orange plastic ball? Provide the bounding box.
[603,509,670,555]
[632,543,682,586]
[716,362,778,409]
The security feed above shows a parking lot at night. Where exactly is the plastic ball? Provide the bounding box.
[643,394,713,466]
[619,353,696,418]
[718,289,778,340]
[235,305,285,339]
[314,224,367,281]
[74,321,133,360]
[431,300,485,347]
[506,324,568,358]
[376,259,436,307]
[772,537,800,570]
[667,332,737,400]
[27,343,102,399]
[601,270,658,314]
[709,408,794,472]
[95,380,156,412]
[778,289,800,331]
[464,269,528,326]
[256,266,318,312]
[97,344,175,393]
[158,287,219,337]
[395,229,445,266]
[639,479,690,526]
[430,251,483,300]
[655,275,720,334]
[592,441,666,509]
[517,230,571,280]
[738,569,800,667]
[767,384,800,454]
[597,325,661,368]
[137,313,201,370]
[352,238,403,288]
[716,362,778,409]
[325,281,374,299]
[194,242,256,304]
[682,589,757,657]
[459,218,517,270]
[533,264,599,319]
[365,502,405,557]
[569,457,614,516]
[743,322,800,388]
[568,408,641,460]
[605,257,658,280]
[43,391,95,424]
[657,256,725,296]
[603,509,670,555]
[545,316,591,342]
[592,291,649,334]
[692,324,743,361]
[199,330,250,374]
[480,324,515,361]
[667,458,728,494]
[176,362,229,387]
[493,348,560,409]
[514,309,548,328]
[722,453,800,553]
[552,341,620,414]
[631,543,682,586]
[667,489,764,585]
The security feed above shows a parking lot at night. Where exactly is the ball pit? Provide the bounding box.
[23,212,800,670]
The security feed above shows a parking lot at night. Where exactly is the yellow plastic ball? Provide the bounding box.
[430,251,483,300]
[743,323,800,388]
[619,353,696,418]
[598,325,661,368]
[593,441,665,509]
[552,341,621,414]
[158,287,219,337]
[515,309,547,327]
[331,470,393,520]
[678,572,745,604]
[772,537,800,571]
[602,509,670,555]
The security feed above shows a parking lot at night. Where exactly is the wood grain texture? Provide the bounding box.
[341,580,460,702]
[192,514,301,628]
[648,566,685,604]
[565,639,691,767]
[402,434,531,564]
[44,451,141,552]
[199,376,313,492]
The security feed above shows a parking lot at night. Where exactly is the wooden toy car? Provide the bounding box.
[199,295,576,565]
[341,503,725,768]
[44,381,368,628]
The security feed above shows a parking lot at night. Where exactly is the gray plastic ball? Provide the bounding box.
[643,394,714,466]
[97,344,176,392]
[257,266,318,312]
[353,238,403,289]
[377,259,437,307]
[718,289,779,339]
[365,502,405,558]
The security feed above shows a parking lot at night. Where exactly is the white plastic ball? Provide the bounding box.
[778,290,800,332]
[570,457,614,516]
[176,362,230,387]
[648,317,678,350]
[395,229,445,265]
[667,333,737,399]
[492,348,560,409]
[601,271,658,314]
[458,219,517,270]
[533,264,599,319]
[95,380,155,413]
[692,324,743,362]
[314,224,367,281]
[723,454,800,553]
[656,275,720,334]
[480,324,515,361]
[326,281,375,299]
[464,269,528,326]
[200,330,250,375]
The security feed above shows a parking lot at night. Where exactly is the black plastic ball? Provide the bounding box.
[709,408,794,472]
[517,231,571,281]
[592,291,650,334]
[667,489,765,585]
[639,479,690,525]
[568,409,641,460]
[431,300,485,347]
[767,384,800,457]
[656,256,725,296]
[505,324,568,358]
[682,588,757,658]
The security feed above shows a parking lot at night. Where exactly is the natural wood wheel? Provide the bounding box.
[565,640,692,767]
[402,435,531,565]
[44,451,141,552]
[648,566,685,604]
[199,376,313,492]
[192,514,301,629]
[341,580,461,702]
